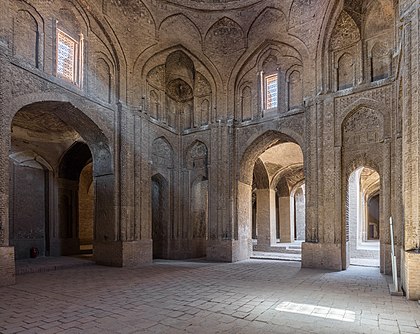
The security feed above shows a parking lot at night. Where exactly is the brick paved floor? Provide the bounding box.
[1,259,419,334]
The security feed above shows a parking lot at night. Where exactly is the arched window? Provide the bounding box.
[260,55,279,111]
[264,74,278,109]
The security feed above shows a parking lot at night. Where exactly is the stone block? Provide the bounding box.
[301,242,342,271]
[94,240,153,267]
[207,238,252,262]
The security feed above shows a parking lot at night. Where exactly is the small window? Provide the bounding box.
[56,29,79,83]
[265,74,278,109]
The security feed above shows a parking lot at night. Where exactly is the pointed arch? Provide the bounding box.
[59,142,92,181]
[247,7,287,44]
[159,13,202,45]
[239,130,304,186]
[185,140,208,172]
[204,16,245,55]
[152,136,174,169]
[337,97,391,146]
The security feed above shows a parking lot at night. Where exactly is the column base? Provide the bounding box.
[401,249,420,300]
[206,238,252,262]
[381,243,400,275]
[166,239,207,259]
[301,242,342,270]
[0,247,16,287]
[94,240,152,267]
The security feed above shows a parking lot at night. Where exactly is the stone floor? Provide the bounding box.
[1,259,419,334]
[350,258,380,267]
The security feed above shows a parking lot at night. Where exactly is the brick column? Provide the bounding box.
[279,196,292,243]
[0,56,16,286]
[400,0,420,299]
[255,188,277,251]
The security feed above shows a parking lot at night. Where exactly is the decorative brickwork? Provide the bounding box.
[0,0,418,300]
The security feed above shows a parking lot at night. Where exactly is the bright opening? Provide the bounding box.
[275,302,356,323]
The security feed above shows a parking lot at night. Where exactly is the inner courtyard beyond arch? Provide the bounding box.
[1,1,420,327]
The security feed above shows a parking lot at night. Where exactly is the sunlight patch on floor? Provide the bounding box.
[275,302,356,323]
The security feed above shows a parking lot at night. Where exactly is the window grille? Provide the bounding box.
[265,74,278,109]
[56,29,77,82]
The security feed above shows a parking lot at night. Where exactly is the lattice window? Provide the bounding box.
[56,29,77,82]
[265,74,278,109]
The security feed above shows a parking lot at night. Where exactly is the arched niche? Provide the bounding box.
[151,173,170,259]
[144,50,213,132]
[337,53,355,90]
[287,68,303,110]
[240,85,253,122]
[329,10,361,91]
[151,137,174,252]
[342,107,384,148]
[90,55,114,104]
[152,137,174,173]
[13,9,39,67]
[365,0,395,82]
[185,140,209,255]
[234,43,303,120]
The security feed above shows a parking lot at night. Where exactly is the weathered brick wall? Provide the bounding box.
[9,163,46,259]
[400,0,420,299]
[78,163,94,246]
[402,250,420,300]
[0,247,15,287]
[0,0,417,298]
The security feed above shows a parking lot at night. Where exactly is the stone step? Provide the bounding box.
[251,252,301,262]
[254,247,302,254]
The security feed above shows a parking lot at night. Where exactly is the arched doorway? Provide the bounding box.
[185,141,209,259]
[58,142,93,256]
[7,101,113,262]
[150,137,174,260]
[238,131,305,259]
[291,182,305,242]
[253,143,304,255]
[346,167,380,267]
[151,174,170,259]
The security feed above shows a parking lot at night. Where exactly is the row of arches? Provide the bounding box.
[8,0,397,131]
[1,93,390,273]
[244,140,383,268]
[6,99,213,261]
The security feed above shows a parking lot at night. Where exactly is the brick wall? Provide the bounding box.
[402,250,420,300]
